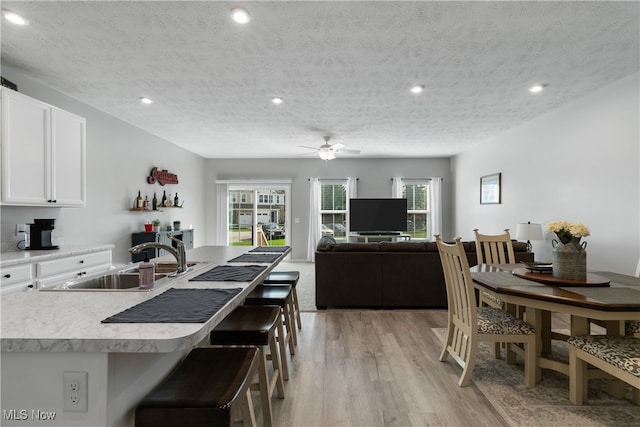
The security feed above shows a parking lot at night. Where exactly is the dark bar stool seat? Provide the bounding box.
[136,347,260,427]
[263,271,302,330]
[210,305,286,427]
[244,284,297,355]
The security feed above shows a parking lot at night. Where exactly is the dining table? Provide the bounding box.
[470,264,640,396]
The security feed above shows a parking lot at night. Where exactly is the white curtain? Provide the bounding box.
[391,177,403,198]
[307,178,321,261]
[347,176,358,199]
[429,177,443,239]
[215,183,228,245]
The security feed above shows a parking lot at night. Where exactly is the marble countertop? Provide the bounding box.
[0,244,115,267]
[1,246,289,353]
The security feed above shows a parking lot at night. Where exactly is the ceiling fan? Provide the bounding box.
[299,136,361,160]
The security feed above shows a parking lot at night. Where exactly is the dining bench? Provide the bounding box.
[568,335,640,405]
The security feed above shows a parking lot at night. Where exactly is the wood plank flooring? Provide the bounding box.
[268,309,511,427]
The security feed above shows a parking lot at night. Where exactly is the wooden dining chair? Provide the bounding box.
[435,235,536,388]
[474,228,523,357]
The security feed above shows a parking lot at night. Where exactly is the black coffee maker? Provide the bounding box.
[28,219,59,250]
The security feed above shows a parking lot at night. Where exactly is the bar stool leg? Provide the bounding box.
[256,347,275,427]
[275,316,290,381]
[291,286,302,330]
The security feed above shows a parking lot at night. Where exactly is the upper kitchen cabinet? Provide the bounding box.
[0,87,86,207]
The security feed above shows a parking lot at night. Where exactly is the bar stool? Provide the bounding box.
[136,347,260,427]
[263,271,302,330]
[209,305,286,427]
[244,284,297,355]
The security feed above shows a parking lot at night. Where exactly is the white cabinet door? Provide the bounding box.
[51,107,86,206]
[0,87,86,207]
[1,88,51,204]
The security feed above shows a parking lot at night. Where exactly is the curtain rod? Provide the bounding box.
[308,178,359,181]
[390,178,442,181]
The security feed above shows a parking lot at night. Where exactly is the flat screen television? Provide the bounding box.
[349,198,408,234]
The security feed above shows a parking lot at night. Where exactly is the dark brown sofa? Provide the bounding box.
[315,241,533,309]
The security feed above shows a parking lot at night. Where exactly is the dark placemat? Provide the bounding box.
[228,253,281,263]
[101,288,242,323]
[249,246,290,253]
[189,265,267,282]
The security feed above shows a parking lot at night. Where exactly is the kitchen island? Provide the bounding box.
[1,245,289,427]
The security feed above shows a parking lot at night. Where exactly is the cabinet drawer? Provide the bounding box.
[1,281,36,296]
[0,264,33,286]
[37,264,113,289]
[36,251,112,277]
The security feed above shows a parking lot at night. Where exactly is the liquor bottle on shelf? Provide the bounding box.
[143,195,149,210]
[161,190,167,207]
[135,190,143,209]
[152,193,158,210]
[174,193,179,206]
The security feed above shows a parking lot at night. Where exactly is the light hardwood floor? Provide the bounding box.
[267,309,511,427]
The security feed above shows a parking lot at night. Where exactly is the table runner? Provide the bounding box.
[189,265,266,282]
[228,253,281,263]
[101,288,242,323]
[249,246,290,253]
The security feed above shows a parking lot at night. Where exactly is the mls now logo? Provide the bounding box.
[3,409,57,420]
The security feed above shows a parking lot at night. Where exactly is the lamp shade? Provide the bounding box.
[515,222,543,241]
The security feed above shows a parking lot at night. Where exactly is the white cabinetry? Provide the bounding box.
[1,87,86,207]
[0,263,34,295]
[35,250,112,288]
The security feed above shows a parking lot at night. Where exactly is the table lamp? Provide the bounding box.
[516,221,543,252]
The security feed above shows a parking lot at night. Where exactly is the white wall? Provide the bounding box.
[204,157,452,260]
[0,66,207,265]
[452,73,639,274]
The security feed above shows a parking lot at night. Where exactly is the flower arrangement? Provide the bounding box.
[546,221,590,244]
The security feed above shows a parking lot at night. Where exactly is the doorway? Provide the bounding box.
[227,183,290,247]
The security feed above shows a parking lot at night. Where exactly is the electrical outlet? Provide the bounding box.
[63,371,88,412]
[15,223,26,236]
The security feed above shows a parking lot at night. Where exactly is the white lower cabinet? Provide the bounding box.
[0,264,34,295]
[35,250,112,288]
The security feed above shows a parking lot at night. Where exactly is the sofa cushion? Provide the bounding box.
[379,242,427,252]
[316,235,337,251]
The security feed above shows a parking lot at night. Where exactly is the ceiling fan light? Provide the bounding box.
[318,150,335,160]
[271,97,283,104]
[410,85,424,94]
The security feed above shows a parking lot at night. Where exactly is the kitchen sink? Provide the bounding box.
[40,261,209,291]
[41,272,170,291]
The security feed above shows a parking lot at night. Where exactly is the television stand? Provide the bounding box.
[358,231,401,236]
[348,233,410,243]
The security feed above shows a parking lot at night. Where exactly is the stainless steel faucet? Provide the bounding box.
[128,235,187,274]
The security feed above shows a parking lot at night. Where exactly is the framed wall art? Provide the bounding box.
[480,173,501,204]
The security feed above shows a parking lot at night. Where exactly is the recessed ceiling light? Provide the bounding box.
[3,10,28,26]
[410,85,424,94]
[529,84,547,93]
[231,8,251,24]
[271,97,283,105]
[140,97,153,104]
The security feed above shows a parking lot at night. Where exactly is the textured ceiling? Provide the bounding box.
[1,1,638,159]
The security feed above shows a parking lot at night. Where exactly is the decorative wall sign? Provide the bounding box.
[480,173,501,204]
[147,167,179,185]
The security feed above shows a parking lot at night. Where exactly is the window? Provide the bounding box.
[320,182,347,241]
[403,182,429,239]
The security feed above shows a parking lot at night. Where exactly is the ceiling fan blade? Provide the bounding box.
[298,145,319,151]
[332,142,346,150]
[338,149,361,154]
